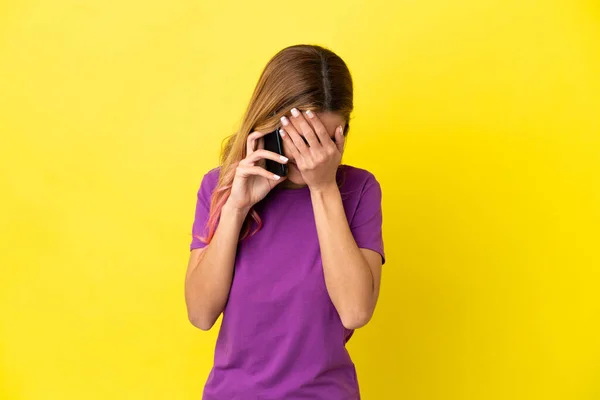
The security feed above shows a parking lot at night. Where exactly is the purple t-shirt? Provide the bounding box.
[190,164,385,400]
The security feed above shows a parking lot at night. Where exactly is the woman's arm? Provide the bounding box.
[310,183,383,330]
[276,108,383,330]
[185,201,249,331]
[185,130,290,331]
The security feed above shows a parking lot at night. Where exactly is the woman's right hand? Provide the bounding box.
[226,130,289,213]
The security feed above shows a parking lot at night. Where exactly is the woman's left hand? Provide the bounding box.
[278,108,345,191]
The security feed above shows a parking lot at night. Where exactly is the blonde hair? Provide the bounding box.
[198,44,354,245]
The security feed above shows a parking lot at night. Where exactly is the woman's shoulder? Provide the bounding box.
[338,164,380,191]
[195,166,221,199]
[199,166,221,187]
[204,165,221,179]
[200,164,379,194]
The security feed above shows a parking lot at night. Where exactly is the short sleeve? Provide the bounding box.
[350,173,385,265]
[189,170,218,251]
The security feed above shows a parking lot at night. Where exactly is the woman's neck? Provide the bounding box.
[278,180,308,190]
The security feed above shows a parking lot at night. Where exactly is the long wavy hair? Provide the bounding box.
[198,44,354,245]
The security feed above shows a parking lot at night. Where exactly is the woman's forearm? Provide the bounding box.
[310,183,375,329]
[185,201,249,330]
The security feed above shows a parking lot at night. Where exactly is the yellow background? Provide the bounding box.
[1,0,599,399]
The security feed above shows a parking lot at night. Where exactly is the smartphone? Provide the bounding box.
[263,128,287,177]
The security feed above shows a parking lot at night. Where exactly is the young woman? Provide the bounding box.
[185,44,385,400]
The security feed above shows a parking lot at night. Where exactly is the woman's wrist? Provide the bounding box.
[223,199,251,219]
[309,180,339,195]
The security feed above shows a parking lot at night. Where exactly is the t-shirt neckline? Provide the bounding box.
[271,184,310,195]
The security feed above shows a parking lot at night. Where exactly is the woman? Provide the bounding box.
[185,44,385,400]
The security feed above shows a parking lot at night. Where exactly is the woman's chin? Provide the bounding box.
[284,165,306,186]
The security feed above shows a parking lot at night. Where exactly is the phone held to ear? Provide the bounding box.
[263,128,287,177]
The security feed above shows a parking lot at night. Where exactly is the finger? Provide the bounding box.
[246,130,270,156]
[237,165,285,181]
[280,115,309,154]
[243,149,289,166]
[303,109,330,145]
[290,108,320,148]
[278,127,302,161]
[334,125,346,154]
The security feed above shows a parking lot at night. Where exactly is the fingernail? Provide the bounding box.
[280,155,288,162]
[279,128,286,137]
[273,174,281,180]
[306,110,314,118]
[291,108,300,117]
[280,116,289,126]
[339,125,344,135]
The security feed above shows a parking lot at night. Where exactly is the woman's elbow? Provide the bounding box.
[187,312,218,331]
[340,309,373,330]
